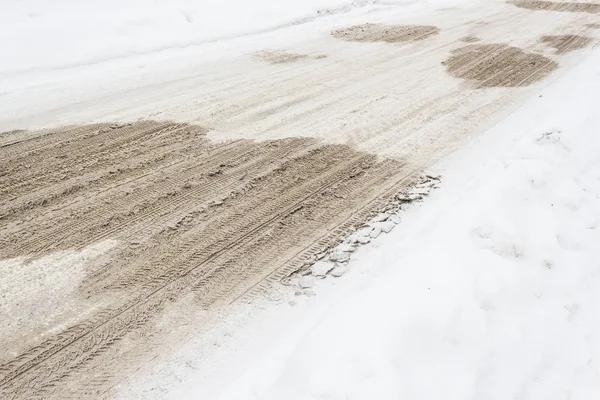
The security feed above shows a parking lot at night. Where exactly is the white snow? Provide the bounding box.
[1,0,458,132]
[298,275,317,289]
[0,0,414,76]
[134,35,600,400]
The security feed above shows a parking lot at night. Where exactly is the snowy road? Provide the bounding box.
[2,0,598,161]
[180,40,600,400]
[1,0,600,399]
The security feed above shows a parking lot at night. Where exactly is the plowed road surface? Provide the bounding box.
[1,1,599,398]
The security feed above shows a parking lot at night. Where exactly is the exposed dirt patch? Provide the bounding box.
[0,121,418,399]
[540,34,593,53]
[442,43,558,87]
[254,50,308,64]
[331,23,440,43]
[461,35,482,43]
[510,0,600,13]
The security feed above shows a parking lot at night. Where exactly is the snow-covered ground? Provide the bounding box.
[1,0,459,132]
[0,0,413,76]
[121,32,600,400]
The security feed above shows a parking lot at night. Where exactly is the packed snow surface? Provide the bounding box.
[157,44,600,400]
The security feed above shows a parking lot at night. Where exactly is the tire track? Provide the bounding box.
[442,43,558,87]
[510,1,600,14]
[0,124,208,218]
[541,34,593,54]
[1,128,315,257]
[0,121,416,399]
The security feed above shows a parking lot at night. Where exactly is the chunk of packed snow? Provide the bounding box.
[371,213,390,223]
[389,214,401,224]
[297,276,315,289]
[368,227,382,238]
[371,220,395,233]
[310,261,335,278]
[328,251,350,263]
[329,264,349,278]
[335,243,357,253]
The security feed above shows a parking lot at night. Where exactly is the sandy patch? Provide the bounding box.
[510,0,600,13]
[331,23,440,43]
[442,43,558,87]
[540,34,593,54]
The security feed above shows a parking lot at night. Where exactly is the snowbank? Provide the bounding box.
[0,0,418,75]
[212,47,600,399]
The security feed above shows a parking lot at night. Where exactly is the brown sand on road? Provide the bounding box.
[460,35,482,43]
[0,121,417,399]
[540,34,593,53]
[442,43,559,87]
[253,49,310,64]
[510,0,600,13]
[331,24,440,43]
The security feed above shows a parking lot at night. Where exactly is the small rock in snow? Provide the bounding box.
[311,261,335,278]
[298,276,315,289]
